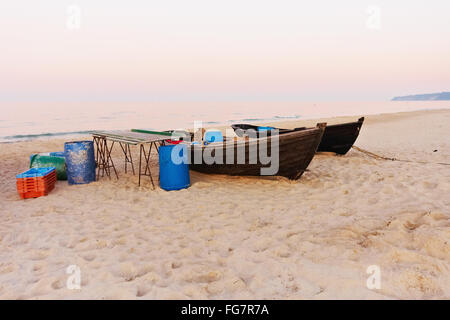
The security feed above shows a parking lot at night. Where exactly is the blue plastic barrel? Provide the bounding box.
[64,141,96,185]
[159,144,190,191]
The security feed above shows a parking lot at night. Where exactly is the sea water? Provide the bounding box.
[0,101,449,143]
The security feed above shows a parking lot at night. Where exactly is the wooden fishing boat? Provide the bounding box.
[232,117,364,155]
[189,123,326,180]
[316,117,364,154]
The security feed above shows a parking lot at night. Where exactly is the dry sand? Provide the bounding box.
[0,109,449,299]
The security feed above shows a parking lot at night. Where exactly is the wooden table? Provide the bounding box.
[91,130,171,188]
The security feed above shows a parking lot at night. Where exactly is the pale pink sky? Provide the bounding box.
[1,0,450,101]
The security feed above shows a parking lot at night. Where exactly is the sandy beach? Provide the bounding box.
[0,109,449,299]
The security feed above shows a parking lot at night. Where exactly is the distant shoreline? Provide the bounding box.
[392,92,450,101]
[2,108,449,145]
[2,101,450,143]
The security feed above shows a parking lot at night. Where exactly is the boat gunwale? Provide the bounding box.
[187,123,327,150]
[323,117,364,129]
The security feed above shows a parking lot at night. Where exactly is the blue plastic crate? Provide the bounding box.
[16,167,56,179]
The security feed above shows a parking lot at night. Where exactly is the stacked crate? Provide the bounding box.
[16,167,57,199]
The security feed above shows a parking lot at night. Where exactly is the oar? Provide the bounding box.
[131,129,172,136]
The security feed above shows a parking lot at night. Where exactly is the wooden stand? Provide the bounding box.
[93,136,118,180]
[92,130,170,188]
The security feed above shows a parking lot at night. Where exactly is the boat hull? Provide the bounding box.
[317,117,364,154]
[189,123,326,180]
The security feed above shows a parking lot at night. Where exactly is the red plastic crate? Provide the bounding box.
[17,174,56,188]
[17,172,56,188]
[18,184,55,199]
[16,168,56,199]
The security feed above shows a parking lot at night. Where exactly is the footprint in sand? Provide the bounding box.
[403,221,420,231]
[28,249,50,261]
[31,262,47,274]
[422,181,438,189]
[82,253,96,262]
[136,285,151,297]
[27,277,40,285]
[0,263,15,274]
[51,279,65,290]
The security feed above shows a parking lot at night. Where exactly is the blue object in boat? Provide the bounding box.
[159,144,190,191]
[64,141,96,185]
[257,126,275,132]
[16,167,56,179]
[204,130,223,143]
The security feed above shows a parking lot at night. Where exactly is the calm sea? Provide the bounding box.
[1,101,449,143]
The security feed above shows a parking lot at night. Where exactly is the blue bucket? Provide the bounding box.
[159,144,190,191]
[64,141,96,185]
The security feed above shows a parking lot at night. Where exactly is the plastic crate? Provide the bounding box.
[16,167,56,179]
[16,167,56,199]
[17,184,55,199]
[16,175,56,191]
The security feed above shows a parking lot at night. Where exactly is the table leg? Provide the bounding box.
[93,136,118,180]
[138,143,155,189]
[119,142,135,175]
[128,144,135,175]
[94,137,107,179]
[93,137,100,180]
[139,145,142,186]
[106,141,119,179]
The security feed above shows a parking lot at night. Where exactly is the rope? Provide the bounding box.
[351,146,450,166]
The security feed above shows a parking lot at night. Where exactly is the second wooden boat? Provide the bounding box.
[232,117,364,155]
[316,117,364,154]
